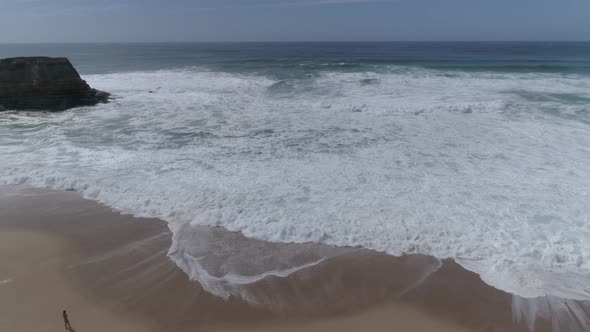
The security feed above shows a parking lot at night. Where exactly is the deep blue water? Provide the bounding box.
[1,42,590,76]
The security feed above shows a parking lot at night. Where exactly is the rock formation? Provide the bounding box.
[0,57,109,111]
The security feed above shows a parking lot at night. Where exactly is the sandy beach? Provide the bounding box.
[0,185,587,332]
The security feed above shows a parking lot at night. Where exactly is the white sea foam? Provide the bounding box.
[513,296,590,332]
[1,67,590,309]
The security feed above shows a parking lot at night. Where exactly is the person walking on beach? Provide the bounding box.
[63,310,72,330]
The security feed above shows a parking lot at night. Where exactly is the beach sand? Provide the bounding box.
[0,185,585,332]
[0,229,471,332]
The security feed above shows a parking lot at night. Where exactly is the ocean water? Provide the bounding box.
[1,42,590,304]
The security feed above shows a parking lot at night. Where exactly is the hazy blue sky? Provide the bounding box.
[1,0,589,42]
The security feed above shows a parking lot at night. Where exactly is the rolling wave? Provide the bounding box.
[1,66,590,306]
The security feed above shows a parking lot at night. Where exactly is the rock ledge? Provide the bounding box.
[0,57,109,111]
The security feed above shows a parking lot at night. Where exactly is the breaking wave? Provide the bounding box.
[1,66,590,315]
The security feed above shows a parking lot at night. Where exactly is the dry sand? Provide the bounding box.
[1,185,586,332]
[0,230,157,332]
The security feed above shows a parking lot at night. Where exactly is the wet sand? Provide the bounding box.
[0,185,587,332]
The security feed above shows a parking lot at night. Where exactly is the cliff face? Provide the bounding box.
[0,57,109,111]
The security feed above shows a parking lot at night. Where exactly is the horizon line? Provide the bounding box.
[2,40,590,45]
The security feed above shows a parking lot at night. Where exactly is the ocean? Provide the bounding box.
[1,42,590,303]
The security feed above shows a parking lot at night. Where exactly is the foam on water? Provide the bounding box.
[1,67,590,308]
[167,222,344,302]
[513,296,590,332]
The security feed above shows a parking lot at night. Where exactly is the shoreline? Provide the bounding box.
[1,185,588,331]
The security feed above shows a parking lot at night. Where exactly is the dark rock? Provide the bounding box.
[94,90,110,100]
[0,57,109,111]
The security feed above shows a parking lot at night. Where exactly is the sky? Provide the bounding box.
[0,0,589,43]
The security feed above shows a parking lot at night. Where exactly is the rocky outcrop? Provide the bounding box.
[0,57,109,111]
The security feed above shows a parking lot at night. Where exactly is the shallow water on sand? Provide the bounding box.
[1,43,590,309]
